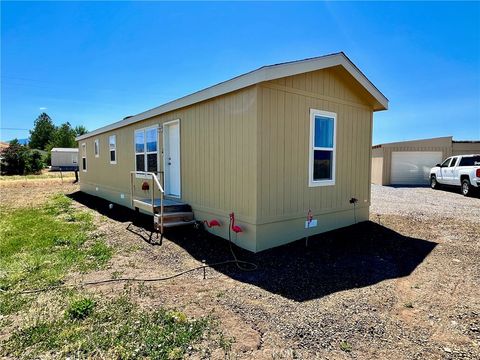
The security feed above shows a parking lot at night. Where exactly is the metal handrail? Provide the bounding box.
[129,171,165,234]
[130,171,164,193]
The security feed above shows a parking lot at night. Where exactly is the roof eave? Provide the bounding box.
[76,52,388,140]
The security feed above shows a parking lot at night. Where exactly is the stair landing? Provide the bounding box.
[133,198,191,213]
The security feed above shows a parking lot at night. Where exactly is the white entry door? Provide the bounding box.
[163,120,181,197]
[391,151,443,185]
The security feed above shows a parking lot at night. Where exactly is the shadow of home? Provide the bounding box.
[68,191,158,243]
[69,191,437,302]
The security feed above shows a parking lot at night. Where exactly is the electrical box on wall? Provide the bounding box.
[305,219,318,229]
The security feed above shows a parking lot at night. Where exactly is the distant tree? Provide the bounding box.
[43,122,77,165]
[74,125,88,137]
[0,139,44,175]
[29,113,55,150]
[50,122,76,148]
[26,150,44,174]
[0,139,26,174]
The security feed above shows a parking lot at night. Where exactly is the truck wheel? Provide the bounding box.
[461,179,471,196]
[430,175,439,189]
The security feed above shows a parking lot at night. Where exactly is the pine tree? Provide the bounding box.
[50,122,77,148]
[29,113,55,150]
[74,125,88,137]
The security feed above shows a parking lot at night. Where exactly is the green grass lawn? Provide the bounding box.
[3,294,211,359]
[0,194,215,359]
[0,194,111,298]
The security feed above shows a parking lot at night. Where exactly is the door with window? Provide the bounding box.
[163,120,181,197]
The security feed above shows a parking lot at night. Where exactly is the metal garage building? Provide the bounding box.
[371,136,480,185]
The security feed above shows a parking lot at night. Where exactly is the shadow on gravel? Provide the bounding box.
[434,186,480,199]
[387,184,480,198]
[69,191,438,302]
[388,185,430,188]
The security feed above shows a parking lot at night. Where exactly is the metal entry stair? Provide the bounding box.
[130,172,196,241]
[133,198,196,230]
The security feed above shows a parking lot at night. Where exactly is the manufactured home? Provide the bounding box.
[51,148,79,171]
[371,137,480,186]
[76,52,388,252]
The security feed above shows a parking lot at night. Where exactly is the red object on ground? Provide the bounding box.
[229,212,243,233]
[204,219,221,228]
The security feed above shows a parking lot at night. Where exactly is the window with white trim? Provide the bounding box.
[309,109,336,186]
[109,135,117,164]
[81,143,87,172]
[135,127,158,173]
[94,139,99,157]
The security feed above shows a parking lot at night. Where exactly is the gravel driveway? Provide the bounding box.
[371,184,480,223]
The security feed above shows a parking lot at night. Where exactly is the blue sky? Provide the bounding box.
[1,1,479,144]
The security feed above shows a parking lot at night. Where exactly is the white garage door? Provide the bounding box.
[391,151,443,185]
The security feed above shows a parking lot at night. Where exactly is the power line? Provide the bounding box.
[0,128,30,131]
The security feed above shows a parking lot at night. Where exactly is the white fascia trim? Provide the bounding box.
[76,53,388,141]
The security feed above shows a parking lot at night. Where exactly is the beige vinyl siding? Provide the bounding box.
[79,86,258,223]
[371,156,384,185]
[256,66,373,225]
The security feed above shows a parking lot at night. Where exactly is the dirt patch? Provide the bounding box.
[1,181,479,359]
[0,178,78,208]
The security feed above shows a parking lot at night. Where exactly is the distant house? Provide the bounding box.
[51,148,79,171]
[75,52,388,252]
[0,142,8,162]
[371,136,480,185]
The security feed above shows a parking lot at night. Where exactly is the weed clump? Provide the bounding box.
[66,298,95,320]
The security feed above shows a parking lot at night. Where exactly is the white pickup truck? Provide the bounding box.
[430,154,480,196]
